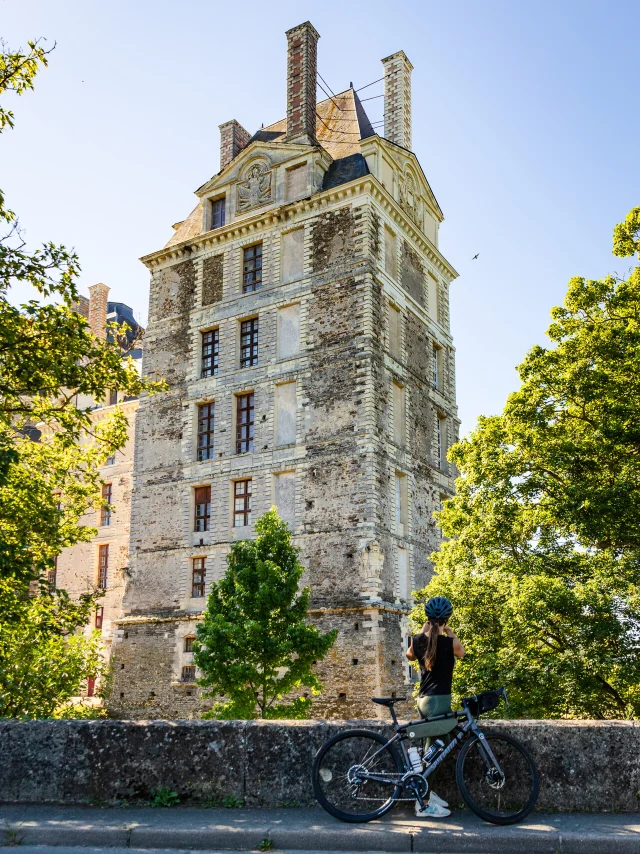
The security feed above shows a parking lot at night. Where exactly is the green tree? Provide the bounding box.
[194,509,337,719]
[412,208,640,720]
[0,38,165,717]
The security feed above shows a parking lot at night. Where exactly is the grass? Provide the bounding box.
[1,822,24,847]
[151,787,181,807]
[257,837,273,851]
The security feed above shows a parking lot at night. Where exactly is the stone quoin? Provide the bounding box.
[106,21,459,720]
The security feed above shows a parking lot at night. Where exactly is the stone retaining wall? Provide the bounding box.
[1,719,638,812]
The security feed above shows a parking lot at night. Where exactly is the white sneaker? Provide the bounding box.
[414,800,451,818]
[429,791,449,808]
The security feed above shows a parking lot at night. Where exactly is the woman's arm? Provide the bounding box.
[446,627,465,659]
[406,640,417,661]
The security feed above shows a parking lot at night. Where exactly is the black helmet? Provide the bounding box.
[425,596,453,620]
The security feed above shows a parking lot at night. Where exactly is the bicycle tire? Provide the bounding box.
[312,729,404,823]
[455,730,539,825]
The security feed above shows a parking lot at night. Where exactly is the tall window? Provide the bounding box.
[234,479,252,527]
[388,303,402,360]
[392,382,405,447]
[48,555,57,588]
[433,344,442,390]
[101,483,112,526]
[236,393,254,454]
[108,389,118,406]
[385,227,397,279]
[194,487,211,532]
[181,665,196,682]
[98,545,109,589]
[201,329,219,378]
[240,318,259,368]
[197,403,215,461]
[106,452,116,465]
[95,606,104,630]
[210,197,225,230]
[395,472,407,534]
[191,557,206,597]
[184,636,195,652]
[437,415,447,472]
[242,243,262,293]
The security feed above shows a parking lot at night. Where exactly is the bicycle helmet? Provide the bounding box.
[425,596,453,620]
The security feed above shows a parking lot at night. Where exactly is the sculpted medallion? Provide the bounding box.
[237,163,272,212]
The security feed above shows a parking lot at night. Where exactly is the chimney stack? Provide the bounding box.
[285,21,320,144]
[381,51,413,150]
[219,120,251,170]
[88,283,110,340]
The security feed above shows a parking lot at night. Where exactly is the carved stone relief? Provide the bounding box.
[399,170,418,222]
[236,162,272,212]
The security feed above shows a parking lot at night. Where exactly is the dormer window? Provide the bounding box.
[210,197,226,230]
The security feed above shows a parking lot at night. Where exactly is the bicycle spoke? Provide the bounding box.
[313,732,402,820]
[457,732,538,824]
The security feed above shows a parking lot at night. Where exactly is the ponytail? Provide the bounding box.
[423,618,445,670]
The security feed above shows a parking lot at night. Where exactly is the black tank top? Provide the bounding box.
[413,633,454,697]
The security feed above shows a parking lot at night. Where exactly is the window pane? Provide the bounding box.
[192,557,206,596]
[242,244,263,293]
[197,402,215,461]
[233,479,252,526]
[101,483,112,526]
[240,318,259,368]
[194,487,211,531]
[98,545,109,589]
[211,197,225,230]
[235,393,254,453]
[201,329,219,378]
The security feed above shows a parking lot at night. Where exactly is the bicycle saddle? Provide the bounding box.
[371,697,406,706]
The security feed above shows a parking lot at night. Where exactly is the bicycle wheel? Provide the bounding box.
[312,729,404,822]
[456,731,539,825]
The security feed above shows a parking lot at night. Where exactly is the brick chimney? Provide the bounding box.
[285,21,320,144]
[381,51,413,150]
[219,120,251,170]
[88,283,110,340]
[71,294,90,320]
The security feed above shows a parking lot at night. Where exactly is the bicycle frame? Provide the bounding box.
[353,706,505,808]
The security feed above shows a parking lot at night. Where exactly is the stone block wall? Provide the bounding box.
[0,719,638,812]
[113,150,459,720]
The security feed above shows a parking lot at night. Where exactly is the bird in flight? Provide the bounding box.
[472,253,480,260]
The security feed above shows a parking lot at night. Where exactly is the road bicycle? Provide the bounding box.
[312,687,539,825]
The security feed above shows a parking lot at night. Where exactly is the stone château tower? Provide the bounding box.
[109,22,459,720]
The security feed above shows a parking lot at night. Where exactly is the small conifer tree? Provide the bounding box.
[194,508,337,719]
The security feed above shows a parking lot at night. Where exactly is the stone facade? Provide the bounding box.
[55,288,142,691]
[109,23,459,720]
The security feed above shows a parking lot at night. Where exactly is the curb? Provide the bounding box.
[2,807,639,854]
[6,822,640,854]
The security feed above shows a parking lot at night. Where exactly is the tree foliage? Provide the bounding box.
[0,37,165,717]
[194,509,337,719]
[412,208,640,720]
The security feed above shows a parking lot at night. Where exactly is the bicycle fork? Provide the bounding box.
[408,724,505,810]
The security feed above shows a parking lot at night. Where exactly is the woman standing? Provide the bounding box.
[406,596,465,818]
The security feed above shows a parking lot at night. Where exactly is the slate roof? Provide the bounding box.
[165,89,376,248]
[251,87,376,159]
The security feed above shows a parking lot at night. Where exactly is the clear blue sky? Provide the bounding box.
[4,0,639,434]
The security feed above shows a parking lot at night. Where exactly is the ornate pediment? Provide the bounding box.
[236,161,273,212]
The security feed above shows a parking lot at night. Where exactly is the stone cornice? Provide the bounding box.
[140,178,458,281]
